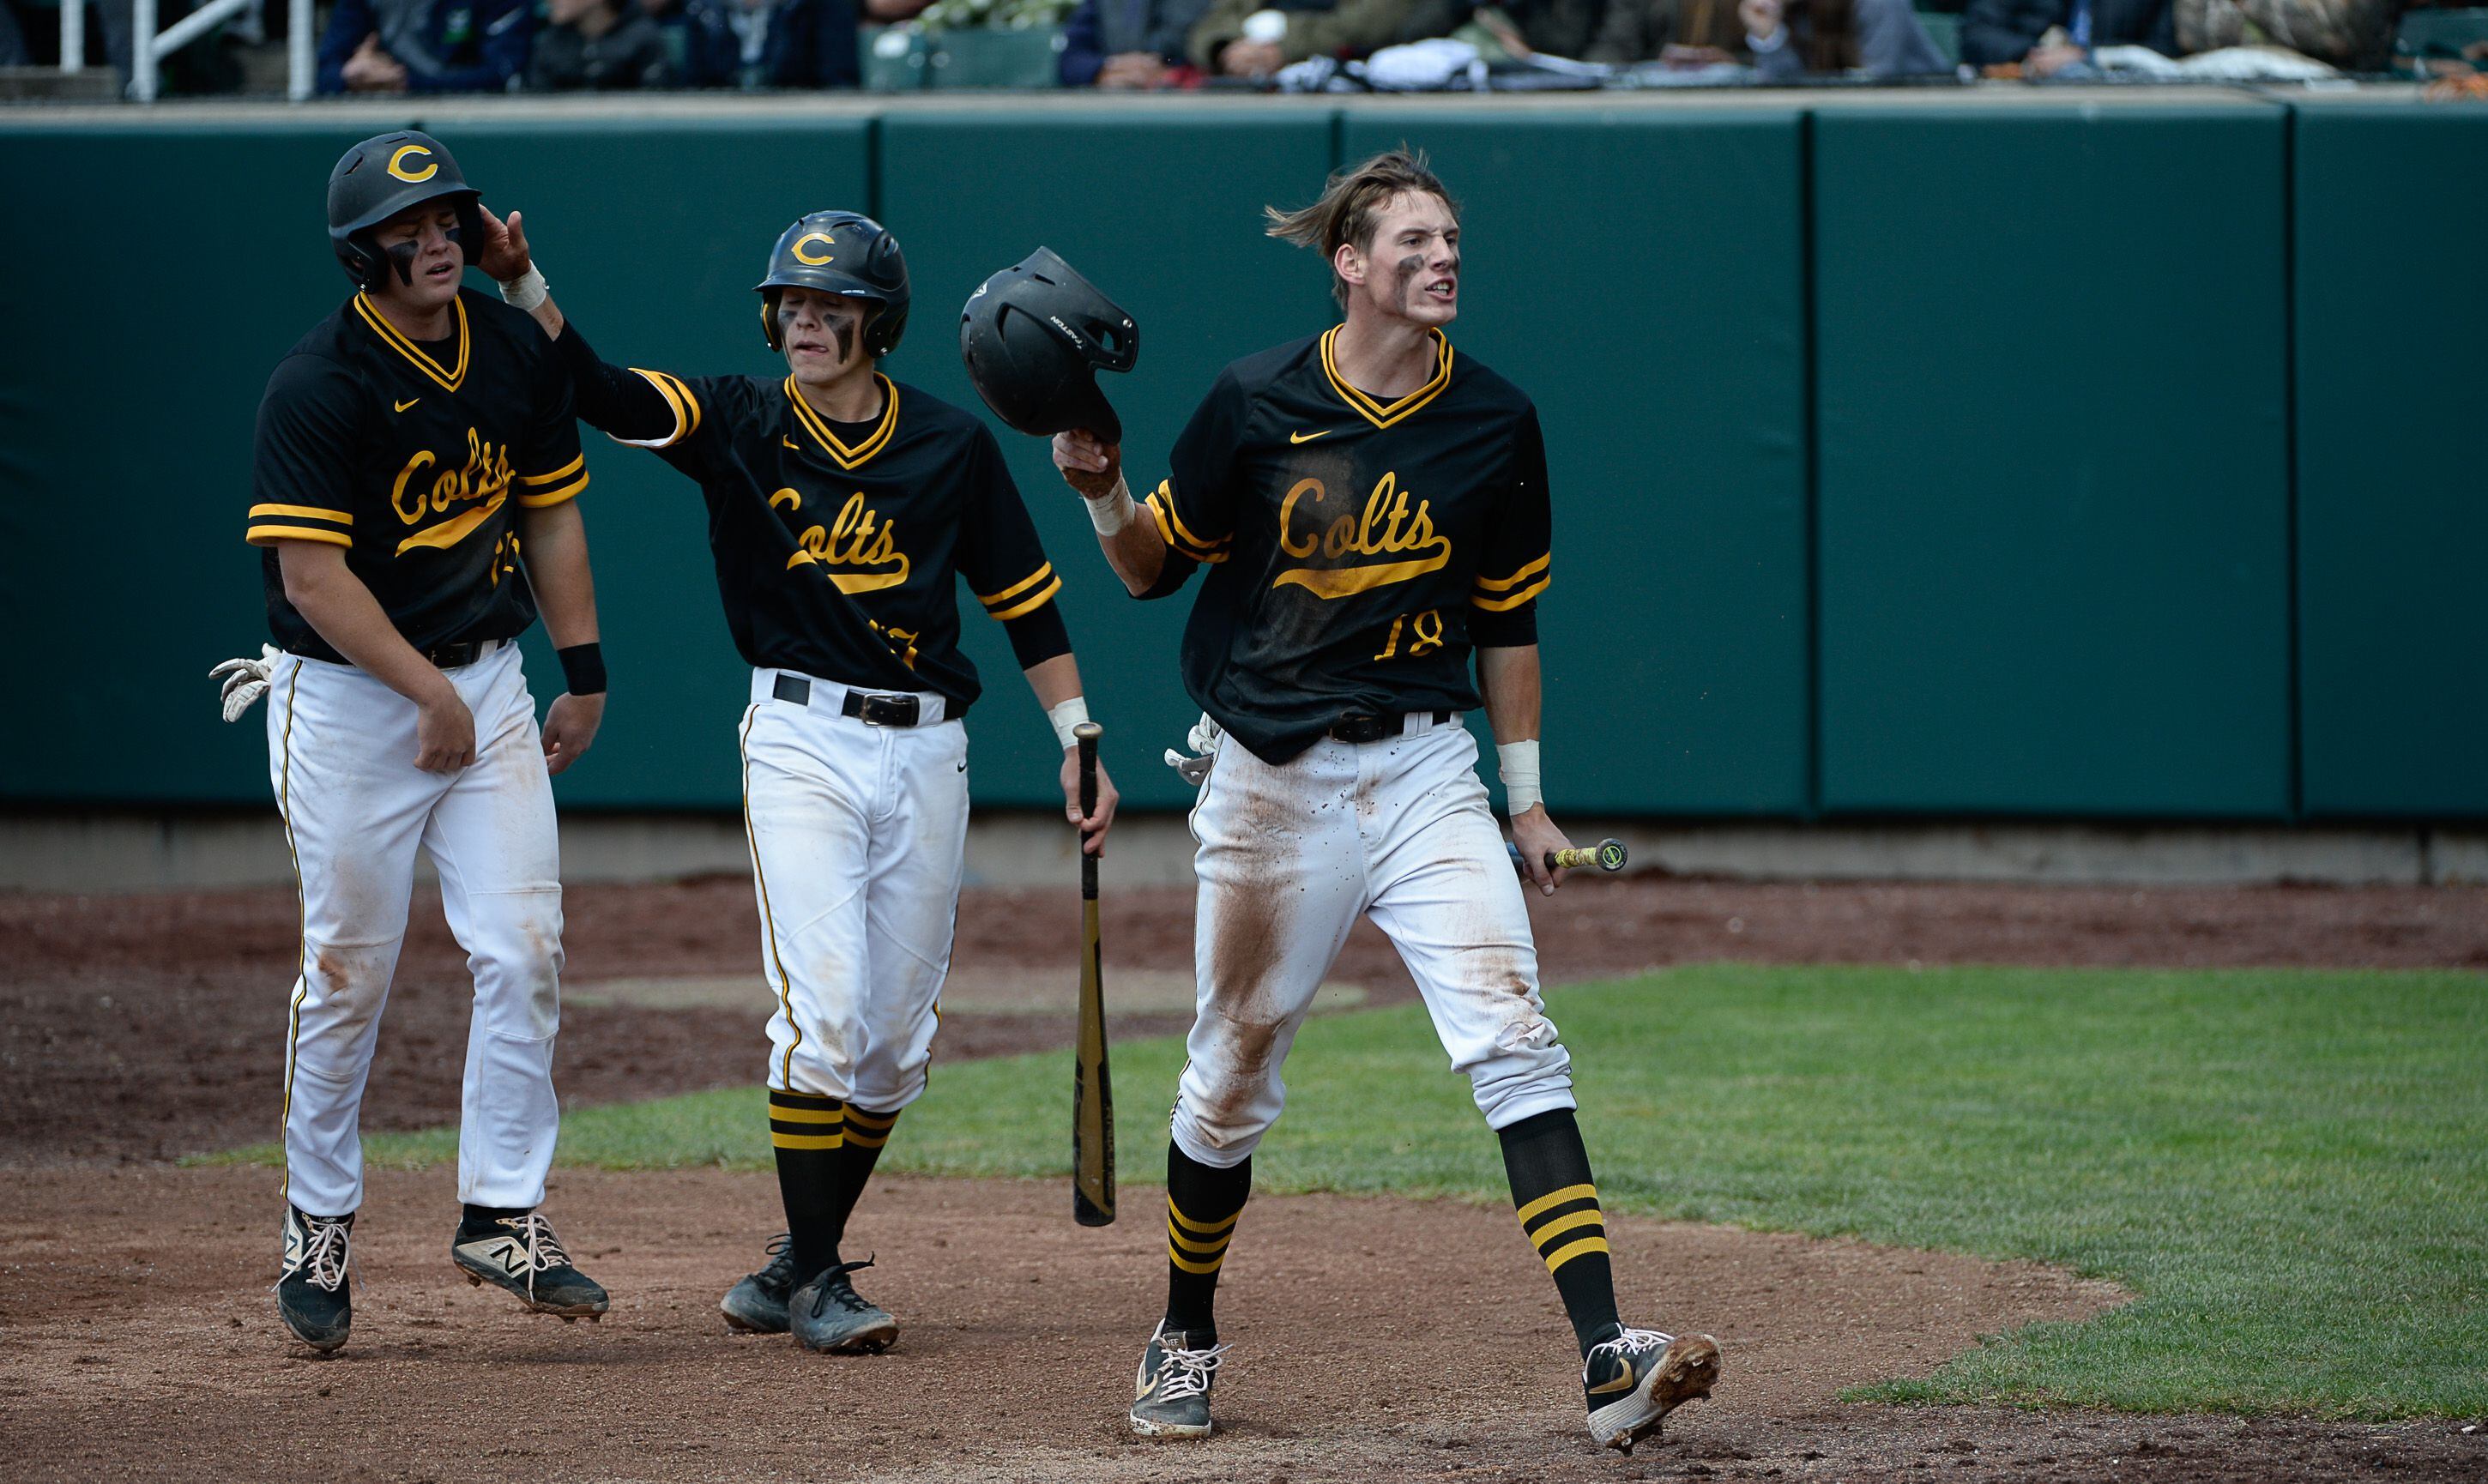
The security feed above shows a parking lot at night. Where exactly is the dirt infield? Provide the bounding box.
[5,877,2486,1479]
[3,875,2484,1165]
[0,1163,2470,1484]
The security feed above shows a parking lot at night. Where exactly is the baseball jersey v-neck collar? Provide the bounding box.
[1318,325,1453,431]
[353,293,470,395]
[785,374,900,471]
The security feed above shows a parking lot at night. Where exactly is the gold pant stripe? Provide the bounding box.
[274,662,307,1203]
[1514,1182,1599,1226]
[743,708,804,1090]
[1168,1244,1229,1276]
[1542,1235,1611,1275]
[1168,1197,1243,1235]
[766,1103,844,1125]
[771,1131,844,1151]
[1167,1226,1234,1258]
[1529,1208,1607,1249]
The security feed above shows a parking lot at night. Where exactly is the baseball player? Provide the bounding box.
[1053,150,1721,1450]
[227,130,612,1355]
[479,206,1119,1355]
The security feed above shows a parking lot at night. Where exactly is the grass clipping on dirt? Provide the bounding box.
[212,963,2488,1419]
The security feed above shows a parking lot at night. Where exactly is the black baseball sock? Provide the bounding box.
[770,1089,845,1282]
[1499,1107,1622,1356]
[820,1106,903,1266]
[1163,1142,1252,1344]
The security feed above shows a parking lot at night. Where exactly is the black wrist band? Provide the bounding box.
[557,642,607,696]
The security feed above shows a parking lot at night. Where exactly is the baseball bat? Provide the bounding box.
[1072,721,1116,1227]
[1507,837,1630,875]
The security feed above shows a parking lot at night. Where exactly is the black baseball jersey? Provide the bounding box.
[1139,328,1552,763]
[555,320,1069,710]
[246,289,589,661]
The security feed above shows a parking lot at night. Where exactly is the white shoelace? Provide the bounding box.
[300,1218,351,1290]
[1585,1326,1675,1382]
[500,1213,571,1299]
[1153,1338,1231,1402]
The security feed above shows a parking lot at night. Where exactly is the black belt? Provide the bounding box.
[1328,709,1452,745]
[771,673,956,727]
[286,638,498,668]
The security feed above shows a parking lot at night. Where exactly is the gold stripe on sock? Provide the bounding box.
[1529,1208,1606,1250]
[1168,1197,1243,1235]
[846,1109,899,1131]
[1168,1243,1229,1275]
[1542,1235,1611,1275]
[842,1130,890,1149]
[1168,1226,1234,1258]
[768,1103,844,1125]
[1515,1182,1598,1227]
[771,1131,844,1151]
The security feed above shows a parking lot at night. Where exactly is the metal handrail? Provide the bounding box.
[68,0,312,102]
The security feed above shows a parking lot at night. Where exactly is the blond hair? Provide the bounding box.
[1265,148,1459,310]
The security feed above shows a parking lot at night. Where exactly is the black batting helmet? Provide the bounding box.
[960,248,1139,443]
[756,211,909,358]
[327,131,483,293]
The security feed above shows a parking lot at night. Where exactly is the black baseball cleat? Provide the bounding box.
[1583,1327,1721,1454]
[788,1258,899,1354]
[1129,1322,1229,1439]
[720,1234,796,1334]
[275,1206,354,1354]
[450,1208,610,1320]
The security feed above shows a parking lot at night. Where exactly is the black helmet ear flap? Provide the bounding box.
[959,247,1141,443]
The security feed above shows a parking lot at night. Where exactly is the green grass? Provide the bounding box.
[207,964,2488,1418]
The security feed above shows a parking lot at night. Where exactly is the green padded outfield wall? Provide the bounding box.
[2,100,2479,822]
[1338,108,1810,816]
[1811,102,2295,817]
[2291,105,2488,819]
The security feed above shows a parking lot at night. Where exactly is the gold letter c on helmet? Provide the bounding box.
[792,232,836,266]
[387,143,439,183]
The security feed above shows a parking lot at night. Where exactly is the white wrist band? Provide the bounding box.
[498,265,549,311]
[1084,474,1138,536]
[1047,695,1093,751]
[1497,739,1543,816]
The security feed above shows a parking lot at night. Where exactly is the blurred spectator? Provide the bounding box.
[1742,0,1950,70]
[1187,0,1466,75]
[1470,0,1604,57]
[530,0,673,85]
[2175,0,2397,67]
[679,0,859,84]
[1590,0,1946,70]
[1059,0,1214,83]
[1,3,28,66]
[865,0,936,19]
[316,0,535,91]
[1959,0,2172,67]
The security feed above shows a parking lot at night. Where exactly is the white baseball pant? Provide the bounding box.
[739,669,971,1109]
[1173,713,1574,1168]
[266,641,565,1218]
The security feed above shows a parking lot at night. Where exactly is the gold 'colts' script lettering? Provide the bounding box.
[785,491,912,594]
[1271,471,1452,599]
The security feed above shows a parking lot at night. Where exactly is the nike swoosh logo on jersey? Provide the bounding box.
[395,397,420,413]
[782,437,802,451]
[1289,429,1330,443]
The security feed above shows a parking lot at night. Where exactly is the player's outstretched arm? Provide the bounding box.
[1053,431,1169,596]
[1024,653,1119,857]
[1479,642,1574,896]
[475,206,683,444]
[275,541,477,774]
